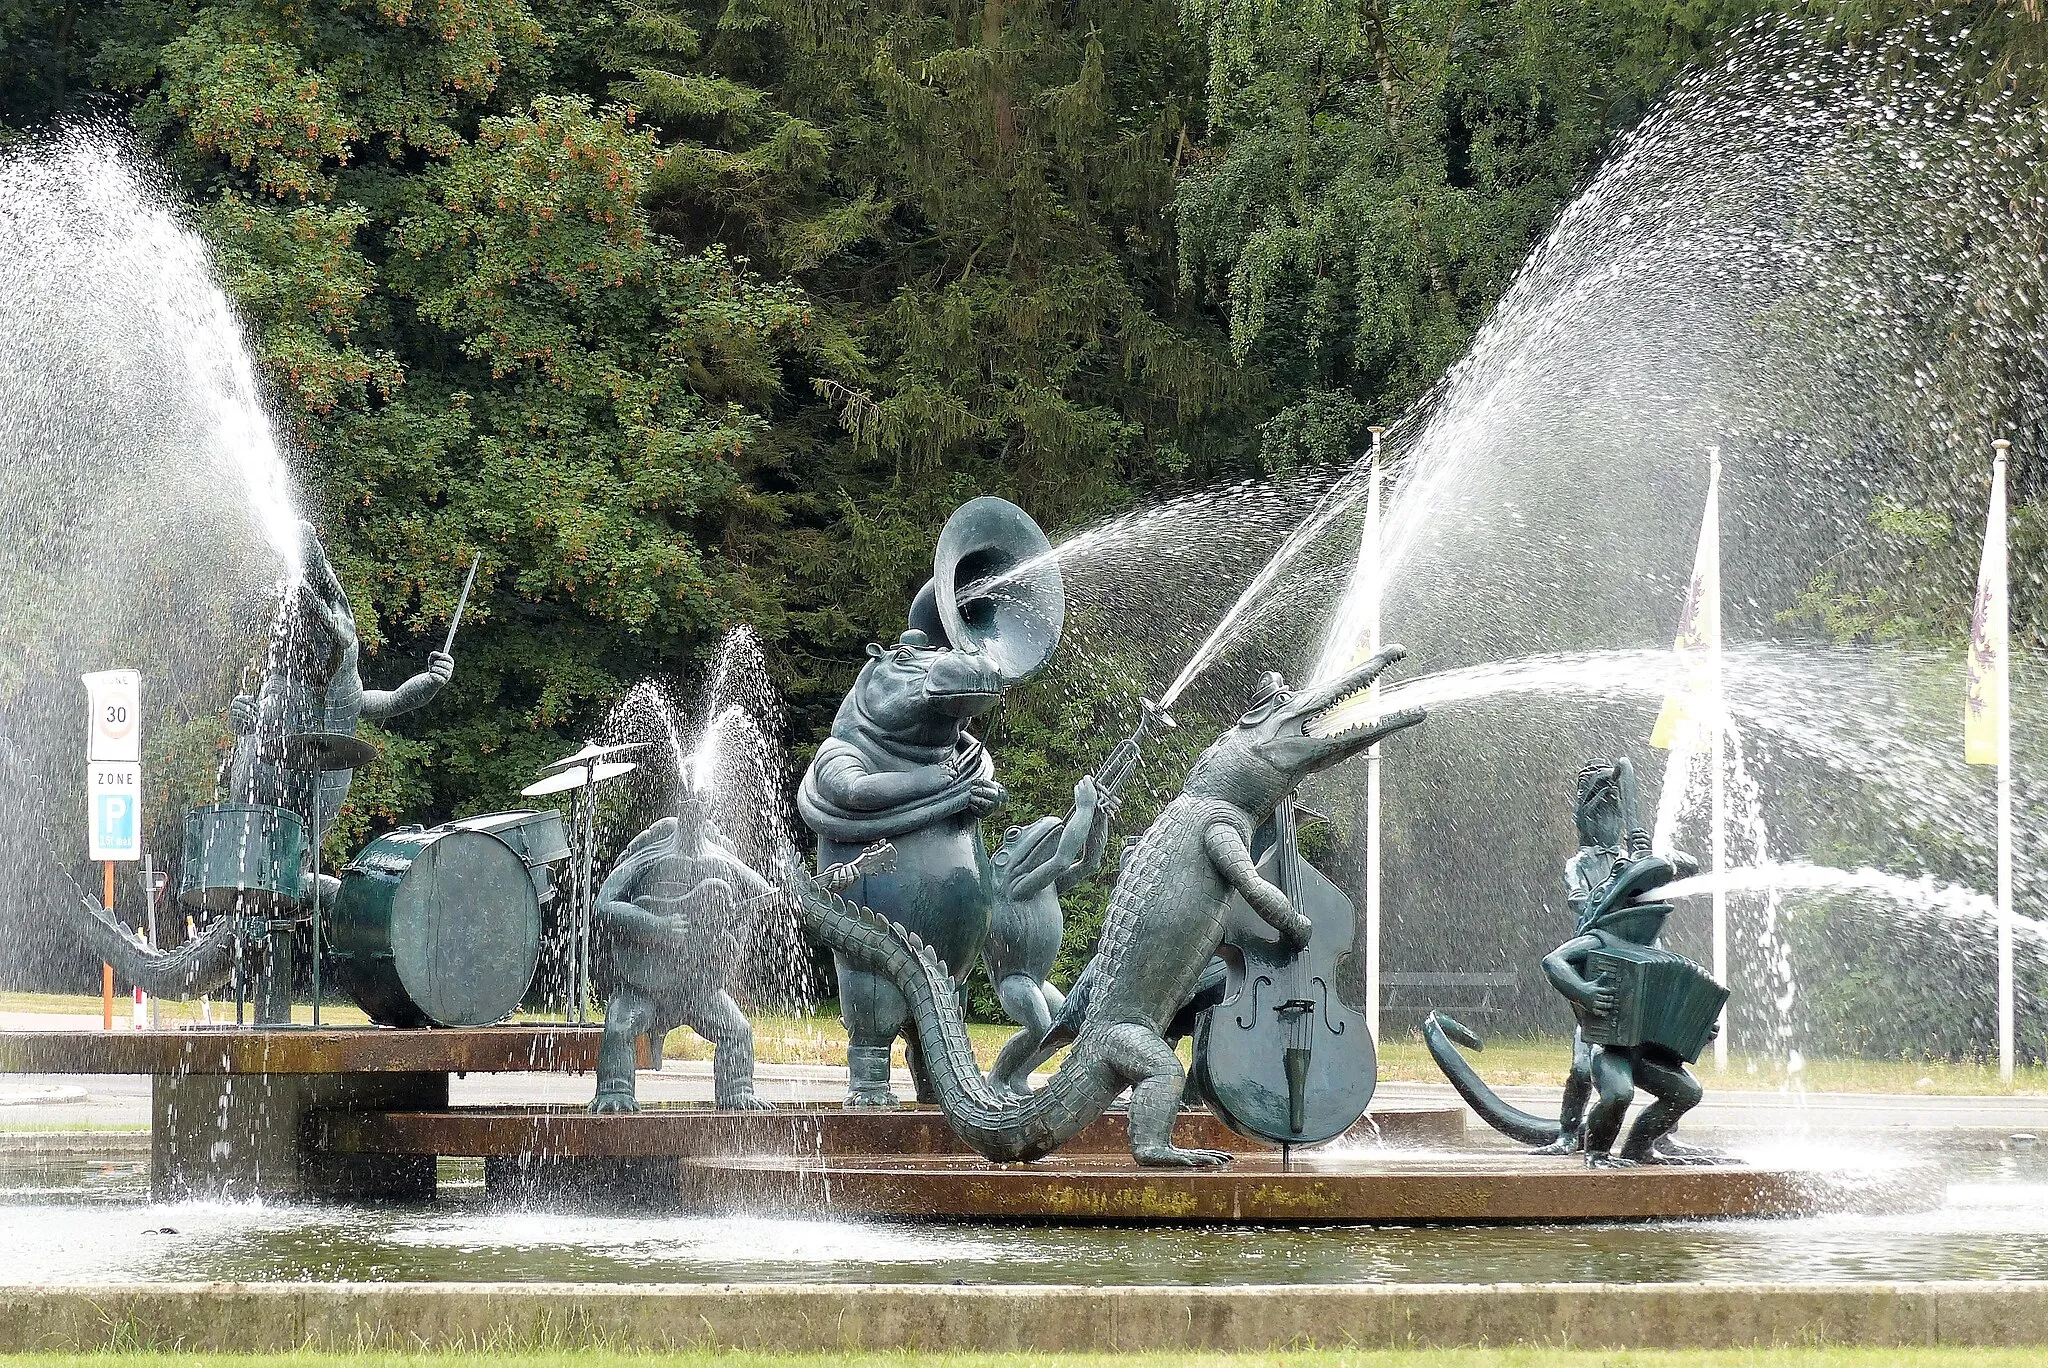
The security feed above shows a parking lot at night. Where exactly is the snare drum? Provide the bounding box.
[178,804,307,914]
[327,824,542,1027]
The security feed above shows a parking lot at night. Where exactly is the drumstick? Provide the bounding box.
[441,554,482,656]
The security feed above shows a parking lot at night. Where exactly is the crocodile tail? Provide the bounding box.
[1422,1011,1562,1146]
[797,884,1117,1162]
[73,893,237,999]
[0,735,235,999]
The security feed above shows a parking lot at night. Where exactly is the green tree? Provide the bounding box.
[1174,0,1741,463]
[94,0,814,827]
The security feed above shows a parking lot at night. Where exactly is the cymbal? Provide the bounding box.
[520,760,638,797]
[542,740,653,772]
[277,730,380,772]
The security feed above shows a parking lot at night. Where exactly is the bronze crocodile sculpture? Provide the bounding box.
[799,647,1424,1166]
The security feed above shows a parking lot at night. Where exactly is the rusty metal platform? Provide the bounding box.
[0,1025,605,1075]
[670,1149,1944,1224]
[309,1103,1467,1161]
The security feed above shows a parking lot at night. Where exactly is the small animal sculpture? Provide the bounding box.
[983,700,1166,1094]
[225,520,451,844]
[983,774,1109,1095]
[1425,756,1721,1166]
[798,648,1424,1167]
[588,802,794,1113]
[798,627,1009,1106]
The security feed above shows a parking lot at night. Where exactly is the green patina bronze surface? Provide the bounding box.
[1426,756,1729,1167]
[798,649,1424,1167]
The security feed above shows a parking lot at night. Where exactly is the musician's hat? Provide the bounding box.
[1240,670,1293,726]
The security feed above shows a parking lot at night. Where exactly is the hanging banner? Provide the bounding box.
[1965,451,2008,767]
[1651,457,1722,753]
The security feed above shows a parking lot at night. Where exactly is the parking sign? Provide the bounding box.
[88,761,142,862]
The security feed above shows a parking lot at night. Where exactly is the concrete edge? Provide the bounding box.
[1,1280,2045,1352]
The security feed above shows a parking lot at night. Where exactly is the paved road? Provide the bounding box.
[8,1061,2048,1140]
[6,1012,2047,1140]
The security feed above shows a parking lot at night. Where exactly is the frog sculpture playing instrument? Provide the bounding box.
[1424,756,1727,1165]
[983,700,1169,1096]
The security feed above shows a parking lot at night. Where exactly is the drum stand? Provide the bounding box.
[280,730,379,1029]
[521,744,643,1024]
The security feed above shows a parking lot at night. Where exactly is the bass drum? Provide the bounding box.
[327,826,540,1027]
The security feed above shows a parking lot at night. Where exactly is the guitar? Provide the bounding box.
[724,839,897,919]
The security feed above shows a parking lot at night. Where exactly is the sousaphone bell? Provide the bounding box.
[907,496,1065,683]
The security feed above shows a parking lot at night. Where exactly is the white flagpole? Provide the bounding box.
[1364,425,1385,1047]
[1706,448,1728,1071]
[1994,438,2014,1082]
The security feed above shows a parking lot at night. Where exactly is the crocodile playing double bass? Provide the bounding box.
[1192,672,1378,1147]
[798,647,1425,1167]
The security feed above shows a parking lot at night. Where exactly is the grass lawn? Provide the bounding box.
[0,1349,2043,1367]
[6,988,2042,1095]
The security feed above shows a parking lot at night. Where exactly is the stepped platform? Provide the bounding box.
[672,1149,1941,1223]
[311,1103,1468,1209]
[1,1026,1940,1223]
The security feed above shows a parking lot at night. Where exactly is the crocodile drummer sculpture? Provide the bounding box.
[226,519,453,847]
[798,648,1424,1166]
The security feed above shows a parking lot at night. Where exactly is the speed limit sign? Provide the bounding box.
[82,670,141,763]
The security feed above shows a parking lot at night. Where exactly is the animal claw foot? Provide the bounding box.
[588,1091,640,1115]
[1635,1148,1725,1166]
[844,1088,900,1109]
[1586,1153,1638,1169]
[1133,1145,1233,1168]
[718,1093,778,1112]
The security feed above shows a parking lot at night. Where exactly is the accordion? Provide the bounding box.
[1580,943,1729,1063]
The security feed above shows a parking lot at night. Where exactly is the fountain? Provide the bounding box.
[8,17,2048,1353]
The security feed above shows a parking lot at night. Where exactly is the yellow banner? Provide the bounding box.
[1966,451,2008,767]
[1651,458,1721,752]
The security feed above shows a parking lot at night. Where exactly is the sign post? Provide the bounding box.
[82,670,142,1031]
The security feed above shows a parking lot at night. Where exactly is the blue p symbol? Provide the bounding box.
[98,794,133,848]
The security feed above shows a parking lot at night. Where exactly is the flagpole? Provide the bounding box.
[1994,438,2014,1082]
[1706,448,1729,1071]
[1364,425,1385,1048]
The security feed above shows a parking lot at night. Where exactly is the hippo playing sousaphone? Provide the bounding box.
[799,497,1064,1107]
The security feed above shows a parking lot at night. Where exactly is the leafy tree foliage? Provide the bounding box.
[1173,0,1742,465]
[77,0,814,830]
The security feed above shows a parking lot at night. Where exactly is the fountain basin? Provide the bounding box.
[0,1025,616,1199]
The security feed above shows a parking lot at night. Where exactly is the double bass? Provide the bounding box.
[1192,793,1376,1148]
